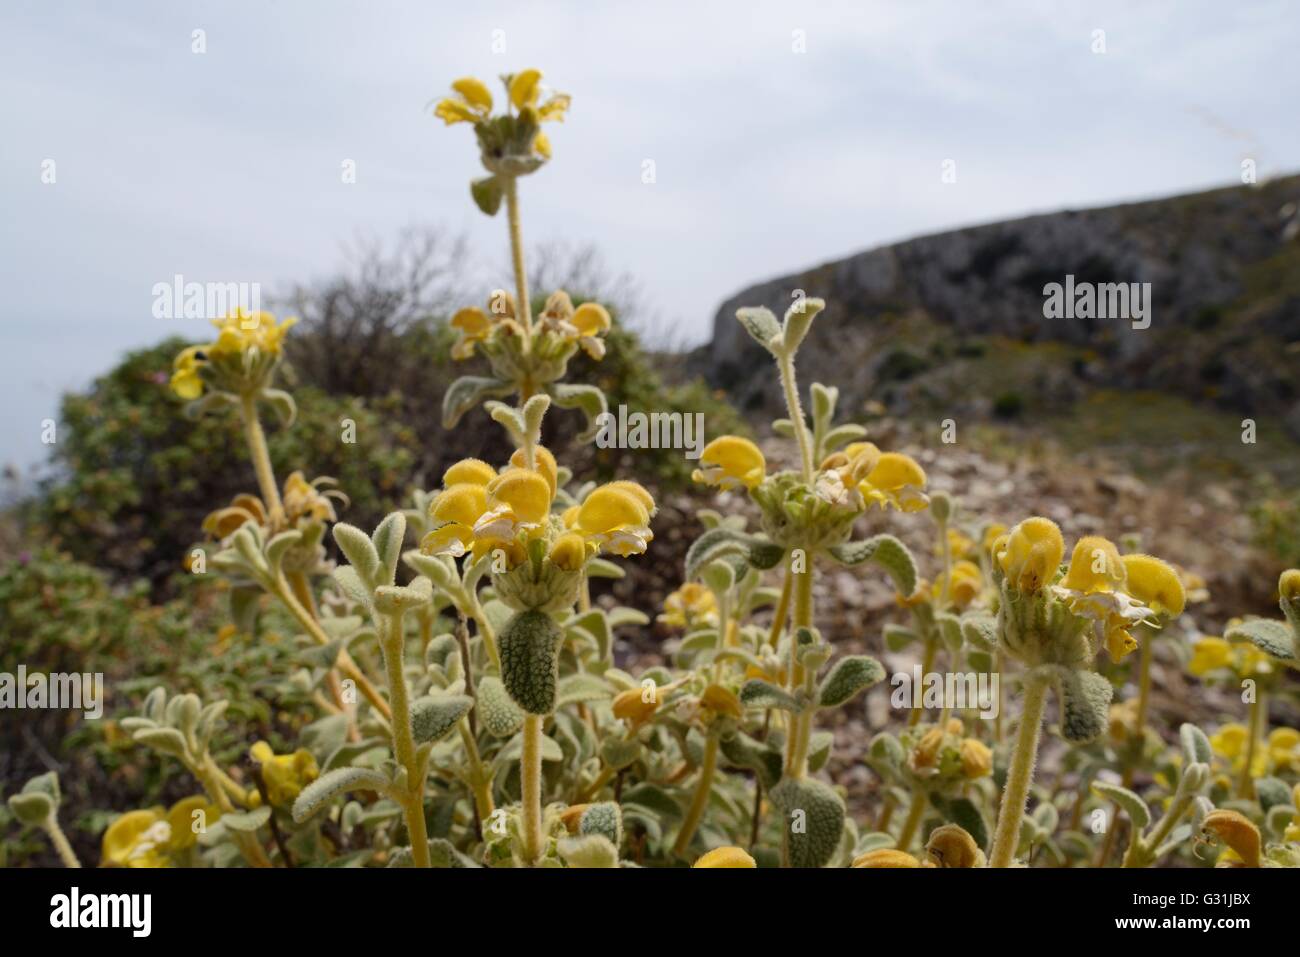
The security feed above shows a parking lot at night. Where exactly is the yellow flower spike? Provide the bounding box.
[165,796,216,852]
[693,436,766,491]
[509,445,558,497]
[693,846,756,868]
[451,77,493,112]
[1189,636,1233,677]
[1200,810,1262,867]
[998,517,1065,593]
[852,848,924,868]
[101,809,171,868]
[548,531,590,572]
[1121,554,1186,617]
[250,741,319,807]
[700,684,743,719]
[443,458,497,488]
[509,69,542,109]
[612,686,661,728]
[959,738,993,779]
[574,485,653,557]
[1280,568,1300,601]
[1062,536,1126,594]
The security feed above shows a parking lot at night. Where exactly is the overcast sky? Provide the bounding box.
[3,0,1298,472]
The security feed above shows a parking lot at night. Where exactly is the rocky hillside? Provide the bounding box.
[692,175,1300,441]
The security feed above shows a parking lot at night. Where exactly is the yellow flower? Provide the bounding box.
[536,292,612,359]
[281,471,342,526]
[547,531,591,571]
[1189,636,1233,677]
[945,528,976,561]
[1121,554,1186,617]
[101,809,172,868]
[1281,568,1300,601]
[934,560,982,609]
[1200,810,1261,867]
[859,452,929,512]
[998,517,1064,593]
[434,77,494,125]
[1267,727,1300,773]
[959,737,992,779]
[475,469,554,541]
[700,684,743,719]
[659,583,718,629]
[509,446,558,498]
[852,849,923,868]
[250,741,319,807]
[509,68,570,121]
[1208,723,1267,777]
[423,482,490,557]
[1061,536,1126,594]
[981,522,1008,556]
[612,686,662,728]
[694,846,756,868]
[165,796,217,852]
[450,307,494,359]
[573,484,653,557]
[209,309,297,358]
[692,436,766,491]
[443,457,497,487]
[170,345,206,399]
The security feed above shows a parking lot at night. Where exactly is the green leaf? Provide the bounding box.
[821,423,868,453]
[441,375,514,429]
[936,796,989,852]
[1226,618,1295,660]
[685,526,783,582]
[826,534,917,596]
[261,388,297,427]
[960,614,998,651]
[739,678,800,712]
[470,175,504,216]
[550,383,609,443]
[1091,780,1150,831]
[557,834,619,868]
[1179,723,1212,765]
[292,767,391,823]
[556,673,612,709]
[769,776,844,868]
[806,731,835,773]
[409,694,474,744]
[333,523,380,587]
[578,802,623,848]
[1054,667,1113,743]
[735,306,782,353]
[499,610,563,714]
[817,655,885,708]
[620,783,682,820]
[221,806,272,833]
[370,513,407,587]
[719,731,784,790]
[477,676,524,738]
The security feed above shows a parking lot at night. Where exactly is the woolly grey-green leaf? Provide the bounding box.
[558,834,619,868]
[1255,776,1291,812]
[735,305,782,353]
[333,521,380,585]
[770,776,844,869]
[410,694,474,745]
[600,735,641,770]
[1055,667,1113,743]
[550,382,609,443]
[7,792,54,826]
[133,727,191,760]
[1179,722,1212,765]
[373,578,432,614]
[222,806,272,833]
[936,796,989,852]
[884,623,919,651]
[477,676,525,738]
[739,678,801,713]
[826,534,917,596]
[620,783,682,820]
[579,802,623,848]
[720,731,784,790]
[821,423,868,453]
[556,673,612,709]
[685,526,783,581]
[1226,617,1295,660]
[470,175,504,216]
[264,530,303,574]
[370,513,406,588]
[292,766,391,823]
[960,614,998,651]
[442,375,514,429]
[499,610,563,714]
[1092,780,1150,831]
[817,655,885,708]
[807,731,835,773]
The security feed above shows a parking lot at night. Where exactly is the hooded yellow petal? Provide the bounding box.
[1062,536,1126,594]
[443,458,497,488]
[693,435,765,490]
[1122,554,1186,617]
[693,846,756,868]
[575,485,649,536]
[431,483,488,527]
[509,69,542,109]
[451,77,493,111]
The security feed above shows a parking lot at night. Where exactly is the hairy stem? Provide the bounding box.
[1239,690,1266,799]
[896,788,928,852]
[381,610,430,867]
[776,352,814,483]
[521,714,545,864]
[672,734,719,858]
[42,817,81,868]
[990,671,1049,867]
[239,392,283,525]
[504,176,532,339]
